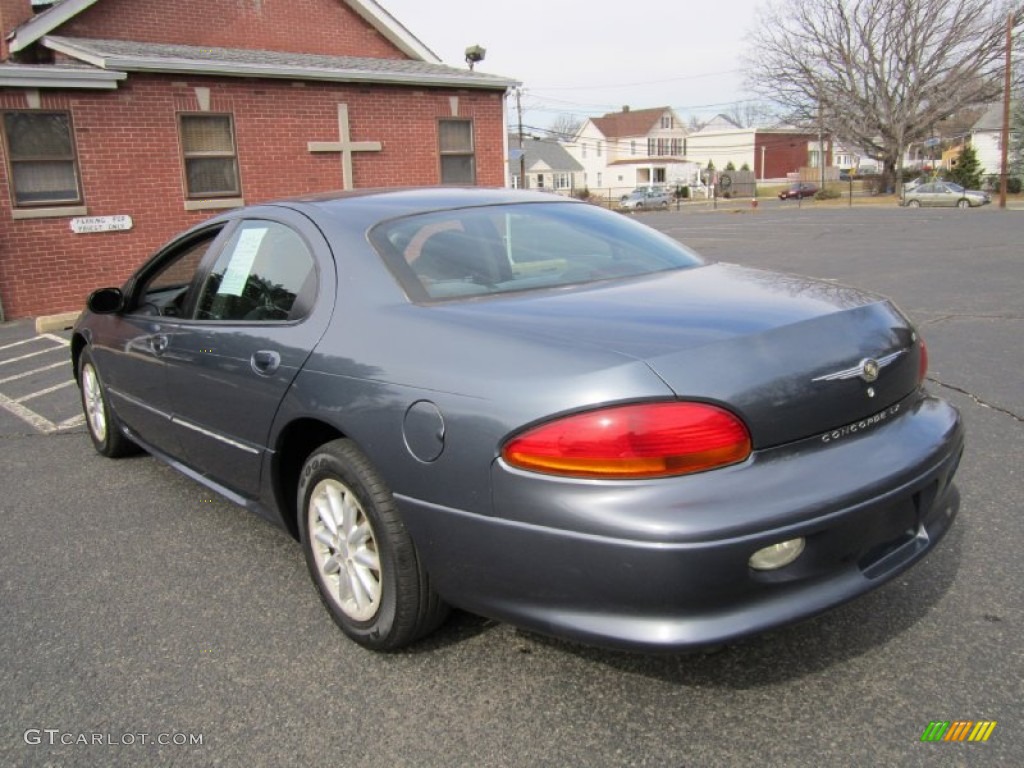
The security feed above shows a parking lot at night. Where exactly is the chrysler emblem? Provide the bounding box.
[812,349,905,383]
[860,358,880,382]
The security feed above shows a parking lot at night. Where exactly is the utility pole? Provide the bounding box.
[516,88,526,189]
[999,10,1013,209]
[818,101,825,189]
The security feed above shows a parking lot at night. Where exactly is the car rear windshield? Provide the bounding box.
[369,201,703,302]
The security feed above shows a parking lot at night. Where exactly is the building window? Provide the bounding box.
[2,111,82,206]
[597,141,603,157]
[647,138,655,156]
[179,114,240,198]
[554,173,571,189]
[661,115,673,129]
[582,143,587,159]
[656,138,668,155]
[630,140,636,156]
[439,119,475,184]
[536,173,545,188]
[596,172,602,187]
[671,138,682,156]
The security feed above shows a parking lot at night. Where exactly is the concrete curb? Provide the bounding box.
[35,311,80,334]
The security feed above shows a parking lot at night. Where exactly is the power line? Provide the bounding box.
[529,68,745,91]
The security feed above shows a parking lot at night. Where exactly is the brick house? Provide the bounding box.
[0,0,516,318]
[686,115,828,181]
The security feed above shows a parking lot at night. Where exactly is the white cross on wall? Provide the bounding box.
[307,103,383,190]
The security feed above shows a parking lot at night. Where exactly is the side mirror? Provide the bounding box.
[87,287,125,314]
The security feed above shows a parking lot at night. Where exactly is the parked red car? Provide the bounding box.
[778,183,819,200]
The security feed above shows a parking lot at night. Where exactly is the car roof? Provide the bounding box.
[271,186,575,221]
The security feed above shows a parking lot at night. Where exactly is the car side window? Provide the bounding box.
[194,220,317,322]
[132,229,222,317]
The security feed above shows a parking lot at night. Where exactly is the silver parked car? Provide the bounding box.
[619,187,672,210]
[903,181,990,208]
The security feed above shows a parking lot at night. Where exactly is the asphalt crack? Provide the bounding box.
[927,376,1024,424]
[915,312,1024,326]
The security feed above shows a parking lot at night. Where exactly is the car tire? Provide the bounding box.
[907,199,921,208]
[660,200,669,209]
[957,199,970,209]
[298,439,448,650]
[78,349,138,458]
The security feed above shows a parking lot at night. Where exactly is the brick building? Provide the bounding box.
[0,0,516,318]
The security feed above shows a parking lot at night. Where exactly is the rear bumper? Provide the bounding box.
[397,392,963,651]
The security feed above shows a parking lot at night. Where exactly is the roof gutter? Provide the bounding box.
[0,64,126,89]
[43,37,518,90]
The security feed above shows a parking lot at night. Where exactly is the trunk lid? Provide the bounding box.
[439,263,923,448]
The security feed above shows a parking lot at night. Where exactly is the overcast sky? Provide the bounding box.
[380,0,768,131]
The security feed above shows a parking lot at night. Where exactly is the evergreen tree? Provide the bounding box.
[946,144,984,189]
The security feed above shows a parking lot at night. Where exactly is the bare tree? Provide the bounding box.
[546,113,584,141]
[722,102,776,129]
[686,115,707,132]
[745,0,1022,188]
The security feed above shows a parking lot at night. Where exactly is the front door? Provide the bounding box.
[96,226,228,458]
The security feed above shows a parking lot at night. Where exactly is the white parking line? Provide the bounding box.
[0,336,57,352]
[0,390,60,432]
[15,379,76,402]
[0,345,65,366]
[56,414,86,430]
[40,333,71,346]
[0,333,80,434]
[0,361,68,385]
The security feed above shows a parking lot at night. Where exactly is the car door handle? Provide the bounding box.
[150,334,169,355]
[251,350,281,376]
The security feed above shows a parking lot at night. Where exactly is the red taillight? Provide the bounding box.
[918,335,929,384]
[502,402,752,479]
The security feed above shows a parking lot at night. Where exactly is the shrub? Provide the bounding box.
[815,187,842,200]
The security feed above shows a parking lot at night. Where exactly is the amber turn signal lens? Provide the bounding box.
[502,401,752,479]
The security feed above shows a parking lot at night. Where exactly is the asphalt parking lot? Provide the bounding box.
[1,204,1021,767]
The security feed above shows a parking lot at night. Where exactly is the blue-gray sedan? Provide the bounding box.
[72,188,963,652]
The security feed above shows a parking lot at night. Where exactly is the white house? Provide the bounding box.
[508,134,584,194]
[568,106,695,196]
[685,115,754,173]
[970,102,1012,178]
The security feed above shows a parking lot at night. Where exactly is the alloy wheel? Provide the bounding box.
[308,478,382,622]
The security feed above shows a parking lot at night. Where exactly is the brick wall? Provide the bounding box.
[0,75,508,317]
[57,0,407,58]
[0,0,33,59]
[756,133,815,179]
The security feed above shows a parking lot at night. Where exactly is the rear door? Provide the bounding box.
[161,207,336,498]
